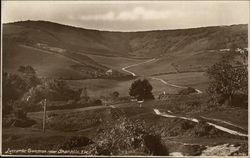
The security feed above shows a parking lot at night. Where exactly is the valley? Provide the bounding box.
[2,20,248,156]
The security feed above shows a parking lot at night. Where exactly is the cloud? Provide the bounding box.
[79,11,115,21]
[71,7,182,21]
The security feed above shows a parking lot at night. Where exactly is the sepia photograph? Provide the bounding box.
[1,0,249,156]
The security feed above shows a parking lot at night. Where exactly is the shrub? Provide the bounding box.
[94,99,102,105]
[144,134,169,155]
[178,87,196,95]
[88,117,168,156]
[112,91,120,98]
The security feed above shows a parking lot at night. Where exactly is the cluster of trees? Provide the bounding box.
[2,65,99,115]
[21,79,80,104]
[2,66,42,116]
[3,66,41,104]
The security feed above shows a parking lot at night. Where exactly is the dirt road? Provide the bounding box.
[121,58,203,93]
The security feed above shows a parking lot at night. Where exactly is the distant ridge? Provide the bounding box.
[3,20,248,78]
[4,20,248,33]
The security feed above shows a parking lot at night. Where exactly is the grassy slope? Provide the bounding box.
[82,53,145,71]
[156,72,209,91]
[128,50,226,76]
[3,21,247,75]
[3,42,89,79]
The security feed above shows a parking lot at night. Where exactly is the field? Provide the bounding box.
[66,77,180,98]
[156,72,209,91]
[83,53,145,71]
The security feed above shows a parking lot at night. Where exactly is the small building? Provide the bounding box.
[105,69,113,76]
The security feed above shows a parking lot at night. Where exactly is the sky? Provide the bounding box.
[2,1,249,31]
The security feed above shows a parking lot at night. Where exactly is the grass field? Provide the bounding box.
[156,72,209,91]
[66,77,180,98]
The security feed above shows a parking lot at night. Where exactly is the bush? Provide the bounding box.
[113,91,119,98]
[178,87,196,95]
[144,134,169,155]
[94,99,102,105]
[88,117,168,156]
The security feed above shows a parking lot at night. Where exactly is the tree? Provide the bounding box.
[129,79,154,100]
[206,49,248,106]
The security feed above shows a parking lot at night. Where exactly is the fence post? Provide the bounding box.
[43,99,47,133]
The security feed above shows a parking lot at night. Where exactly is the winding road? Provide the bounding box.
[153,109,247,137]
[121,58,203,94]
[121,58,158,76]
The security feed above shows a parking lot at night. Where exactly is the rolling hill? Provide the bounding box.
[2,20,248,78]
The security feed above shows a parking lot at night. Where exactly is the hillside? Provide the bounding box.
[3,20,248,78]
